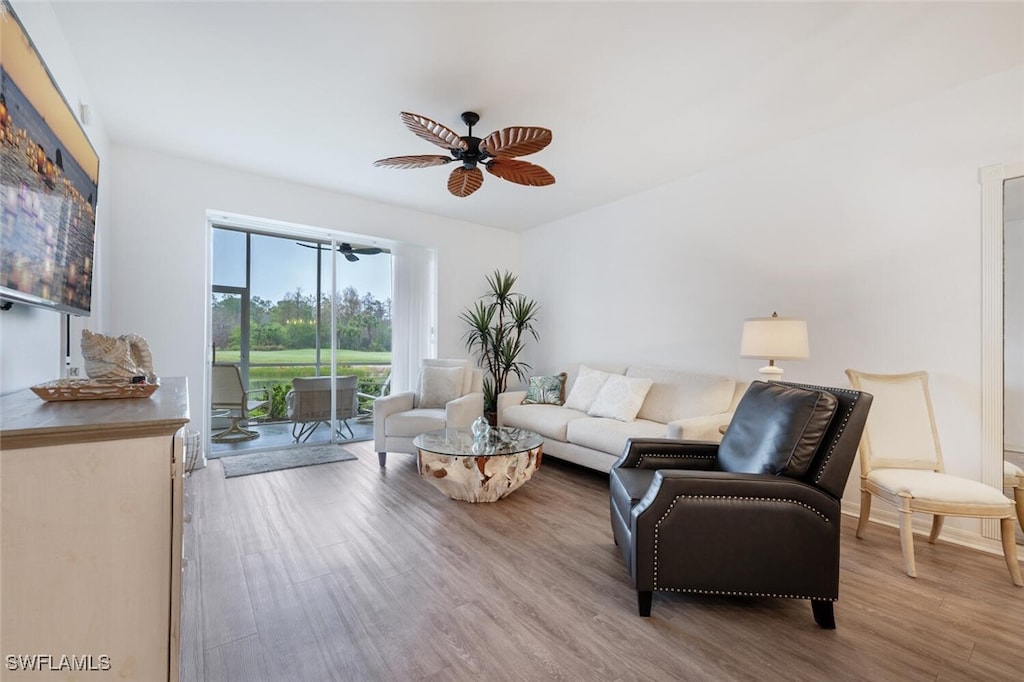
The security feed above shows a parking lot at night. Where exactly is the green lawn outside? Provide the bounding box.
[213,349,391,421]
[214,349,391,365]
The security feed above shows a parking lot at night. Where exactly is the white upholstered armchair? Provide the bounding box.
[373,359,484,466]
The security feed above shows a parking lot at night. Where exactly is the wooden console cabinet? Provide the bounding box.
[0,377,189,681]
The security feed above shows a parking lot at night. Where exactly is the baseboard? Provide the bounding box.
[1005,444,1024,456]
[841,502,1011,558]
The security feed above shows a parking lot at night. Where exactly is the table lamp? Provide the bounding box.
[740,312,809,380]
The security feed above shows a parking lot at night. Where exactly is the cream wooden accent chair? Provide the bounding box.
[211,364,270,443]
[846,369,1022,586]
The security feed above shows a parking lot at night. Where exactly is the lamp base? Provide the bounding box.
[757,365,784,381]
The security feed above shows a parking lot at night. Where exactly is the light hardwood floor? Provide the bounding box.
[181,440,1024,682]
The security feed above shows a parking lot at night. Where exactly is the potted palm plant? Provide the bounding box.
[460,270,540,419]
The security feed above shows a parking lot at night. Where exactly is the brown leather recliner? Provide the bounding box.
[609,381,872,628]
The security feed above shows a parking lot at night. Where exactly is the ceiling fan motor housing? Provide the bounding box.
[453,136,490,169]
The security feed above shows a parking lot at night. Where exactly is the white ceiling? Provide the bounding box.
[49,1,1024,232]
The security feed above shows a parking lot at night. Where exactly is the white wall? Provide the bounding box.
[0,0,111,395]
[522,66,1024,534]
[106,145,517,439]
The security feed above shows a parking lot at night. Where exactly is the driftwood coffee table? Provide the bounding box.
[413,427,543,503]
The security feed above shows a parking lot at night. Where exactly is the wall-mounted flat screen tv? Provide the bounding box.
[0,1,99,316]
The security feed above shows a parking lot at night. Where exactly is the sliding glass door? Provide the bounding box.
[210,225,391,453]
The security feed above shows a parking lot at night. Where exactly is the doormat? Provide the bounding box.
[221,444,357,478]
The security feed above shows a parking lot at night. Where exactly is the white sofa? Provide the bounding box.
[498,364,745,473]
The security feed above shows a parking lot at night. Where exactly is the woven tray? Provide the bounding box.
[31,378,160,401]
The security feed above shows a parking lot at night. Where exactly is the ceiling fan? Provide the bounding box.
[373,111,555,197]
[296,242,384,262]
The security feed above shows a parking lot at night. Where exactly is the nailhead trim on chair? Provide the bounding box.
[654,586,835,601]
[657,494,831,523]
[634,453,717,468]
[653,494,830,592]
[780,382,860,486]
[809,390,857,485]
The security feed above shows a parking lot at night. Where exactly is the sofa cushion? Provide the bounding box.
[867,469,1014,506]
[567,417,666,456]
[564,365,614,412]
[588,374,654,421]
[502,403,588,442]
[626,367,736,424]
[522,372,568,405]
[717,381,838,477]
[386,408,447,438]
[418,365,465,408]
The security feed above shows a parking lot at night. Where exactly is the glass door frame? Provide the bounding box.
[211,230,252,383]
[205,210,391,452]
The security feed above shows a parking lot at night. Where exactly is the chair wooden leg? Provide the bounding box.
[856,490,872,539]
[999,517,1023,587]
[811,600,835,629]
[928,515,944,544]
[378,452,387,467]
[638,591,652,617]
[899,509,917,578]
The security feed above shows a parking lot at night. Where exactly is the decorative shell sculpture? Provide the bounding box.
[81,329,157,383]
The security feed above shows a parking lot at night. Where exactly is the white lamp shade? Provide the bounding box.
[740,317,810,360]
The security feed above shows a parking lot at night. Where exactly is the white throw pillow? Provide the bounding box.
[418,366,465,408]
[564,365,612,412]
[588,374,654,422]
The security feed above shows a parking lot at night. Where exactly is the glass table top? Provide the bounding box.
[413,427,543,457]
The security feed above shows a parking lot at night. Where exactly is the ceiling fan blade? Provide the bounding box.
[344,252,359,262]
[400,112,469,152]
[486,159,555,187]
[448,166,484,197]
[479,127,552,158]
[352,247,384,255]
[373,154,452,169]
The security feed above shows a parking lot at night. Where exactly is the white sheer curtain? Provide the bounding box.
[390,243,437,393]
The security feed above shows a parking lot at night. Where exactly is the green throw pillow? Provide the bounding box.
[522,373,568,405]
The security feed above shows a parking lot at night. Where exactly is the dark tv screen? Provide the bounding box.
[0,1,99,316]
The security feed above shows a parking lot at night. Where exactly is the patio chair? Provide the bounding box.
[211,364,270,442]
[356,373,391,424]
[286,375,358,442]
